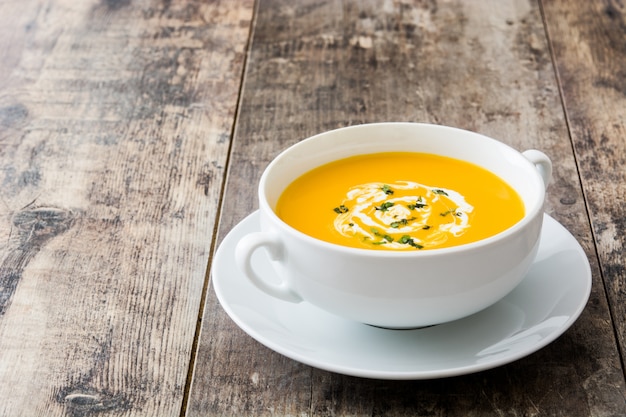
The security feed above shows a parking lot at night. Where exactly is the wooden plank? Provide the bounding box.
[189,0,626,416]
[0,0,253,415]
[542,0,626,375]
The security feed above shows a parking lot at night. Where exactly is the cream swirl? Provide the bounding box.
[333,181,474,249]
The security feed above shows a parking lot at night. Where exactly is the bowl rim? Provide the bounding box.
[258,122,547,258]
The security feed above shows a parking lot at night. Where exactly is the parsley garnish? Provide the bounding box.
[375,201,394,212]
[333,205,349,214]
[390,217,415,228]
[370,228,393,244]
[408,196,427,210]
[399,235,424,249]
[433,189,448,196]
[439,210,463,217]
[381,184,394,195]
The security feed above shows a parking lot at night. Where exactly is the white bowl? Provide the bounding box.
[235,123,551,328]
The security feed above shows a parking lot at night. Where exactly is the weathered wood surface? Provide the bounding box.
[2,0,626,416]
[190,0,626,416]
[543,0,626,374]
[0,0,253,415]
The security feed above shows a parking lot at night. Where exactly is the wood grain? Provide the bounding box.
[542,0,626,376]
[3,0,625,415]
[0,0,253,415]
[189,0,626,416]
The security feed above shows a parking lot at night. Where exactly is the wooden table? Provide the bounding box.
[1,0,625,415]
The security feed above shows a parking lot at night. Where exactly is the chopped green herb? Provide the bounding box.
[390,217,415,228]
[440,209,457,217]
[349,223,354,227]
[370,228,394,243]
[408,196,427,210]
[399,235,424,249]
[433,189,448,196]
[381,184,394,195]
[372,235,393,245]
[333,205,349,214]
[422,225,431,230]
[376,201,394,212]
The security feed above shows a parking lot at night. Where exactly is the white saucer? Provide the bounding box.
[212,211,591,380]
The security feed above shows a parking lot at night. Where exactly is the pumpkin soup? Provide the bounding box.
[276,152,524,250]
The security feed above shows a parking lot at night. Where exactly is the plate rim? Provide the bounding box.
[212,211,592,380]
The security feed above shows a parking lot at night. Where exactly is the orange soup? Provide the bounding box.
[275,152,524,250]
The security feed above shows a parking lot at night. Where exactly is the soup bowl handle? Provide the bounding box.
[522,150,552,190]
[235,232,304,303]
